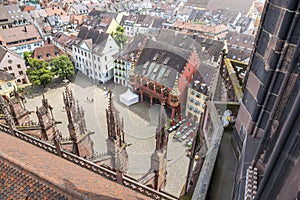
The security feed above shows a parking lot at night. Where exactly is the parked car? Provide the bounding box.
[183,126,188,131]
[167,127,173,133]
[172,125,177,131]
[180,134,188,141]
[175,131,182,137]
[186,140,193,148]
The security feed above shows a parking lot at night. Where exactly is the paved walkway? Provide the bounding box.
[23,74,189,197]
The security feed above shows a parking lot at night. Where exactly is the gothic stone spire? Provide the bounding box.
[155,103,168,151]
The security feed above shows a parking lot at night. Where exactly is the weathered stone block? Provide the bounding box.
[265,93,277,112]
[267,50,281,70]
[251,54,267,82]
[256,30,270,57]
[242,89,258,118]
[258,110,270,130]
[271,72,285,94]
[263,4,281,36]
[270,0,299,11]
[278,10,294,40]
[291,14,300,45]
[246,72,262,100]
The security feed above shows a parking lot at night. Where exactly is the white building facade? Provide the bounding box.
[72,32,120,83]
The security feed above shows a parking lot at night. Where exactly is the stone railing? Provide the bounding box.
[192,102,224,200]
[122,175,178,200]
[86,152,111,161]
[137,169,155,184]
[0,124,178,200]
[0,124,58,155]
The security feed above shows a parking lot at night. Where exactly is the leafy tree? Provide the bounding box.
[23,52,32,66]
[27,58,54,87]
[50,55,75,79]
[111,26,127,48]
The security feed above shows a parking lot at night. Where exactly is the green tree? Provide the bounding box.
[50,55,75,79]
[111,26,127,48]
[27,58,54,87]
[23,52,32,66]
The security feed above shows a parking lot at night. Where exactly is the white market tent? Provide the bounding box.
[119,89,139,106]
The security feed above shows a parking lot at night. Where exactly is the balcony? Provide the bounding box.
[139,85,167,102]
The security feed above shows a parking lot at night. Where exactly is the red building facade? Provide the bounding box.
[130,41,200,119]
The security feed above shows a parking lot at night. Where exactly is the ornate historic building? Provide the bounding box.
[129,40,200,119]
[233,1,300,199]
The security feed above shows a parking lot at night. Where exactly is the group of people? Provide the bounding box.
[87,97,94,103]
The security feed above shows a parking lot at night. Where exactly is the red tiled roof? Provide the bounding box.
[32,43,66,62]
[22,5,36,12]
[0,132,151,200]
[0,25,42,45]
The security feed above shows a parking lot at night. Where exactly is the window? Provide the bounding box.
[55,51,59,56]
[8,66,12,70]
[38,55,42,59]
[155,86,161,94]
[105,56,107,61]
[149,83,154,90]
[3,67,8,71]
[10,73,15,76]
[7,82,12,87]
[171,95,178,103]
[19,71,23,75]
[17,64,21,68]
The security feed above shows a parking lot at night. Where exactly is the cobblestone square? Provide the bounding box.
[24,73,189,197]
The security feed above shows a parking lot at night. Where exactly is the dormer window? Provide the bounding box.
[55,51,59,56]
[46,53,51,58]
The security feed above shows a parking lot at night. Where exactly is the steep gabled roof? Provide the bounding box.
[76,26,110,54]
[32,43,66,61]
[135,40,191,88]
[0,45,23,61]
